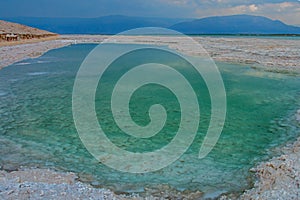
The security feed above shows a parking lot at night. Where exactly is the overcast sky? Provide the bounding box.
[0,0,299,26]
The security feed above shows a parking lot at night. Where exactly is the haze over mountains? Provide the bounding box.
[2,16,185,34]
[3,15,300,35]
[171,15,300,34]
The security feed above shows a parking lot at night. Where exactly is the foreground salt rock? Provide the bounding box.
[0,168,121,200]
[240,137,300,200]
[0,168,204,200]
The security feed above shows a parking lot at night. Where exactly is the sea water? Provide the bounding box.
[0,44,300,197]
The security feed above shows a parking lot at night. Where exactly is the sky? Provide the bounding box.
[0,0,299,26]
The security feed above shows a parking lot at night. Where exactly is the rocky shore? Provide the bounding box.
[0,35,300,199]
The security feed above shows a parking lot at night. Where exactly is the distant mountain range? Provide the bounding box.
[170,15,300,34]
[1,16,186,34]
[2,15,300,35]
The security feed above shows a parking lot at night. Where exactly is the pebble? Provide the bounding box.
[7,190,14,195]
[2,164,19,172]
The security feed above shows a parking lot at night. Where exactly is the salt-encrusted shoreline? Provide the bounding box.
[240,138,300,199]
[0,35,300,199]
[0,168,121,200]
[237,109,300,200]
[0,168,203,199]
[1,35,300,74]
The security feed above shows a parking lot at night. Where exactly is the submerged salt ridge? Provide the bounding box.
[0,44,300,197]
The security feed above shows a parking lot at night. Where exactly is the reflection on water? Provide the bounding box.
[27,72,49,76]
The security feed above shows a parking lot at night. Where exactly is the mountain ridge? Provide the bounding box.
[170,15,300,34]
[2,14,300,35]
[2,15,186,34]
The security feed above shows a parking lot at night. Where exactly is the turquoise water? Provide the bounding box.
[0,44,300,197]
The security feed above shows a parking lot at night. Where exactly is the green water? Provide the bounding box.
[0,44,300,197]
